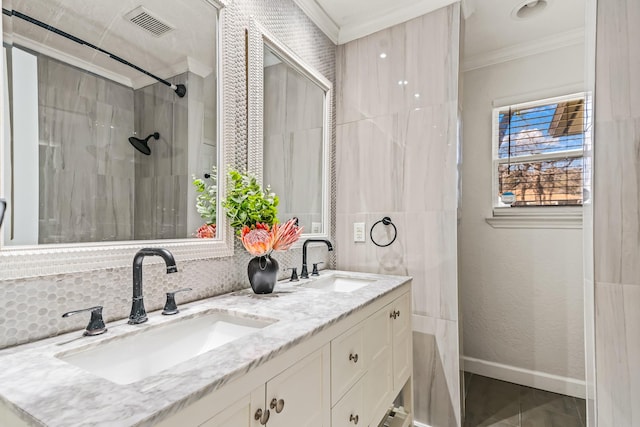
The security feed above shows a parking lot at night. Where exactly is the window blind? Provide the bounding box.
[494,95,585,207]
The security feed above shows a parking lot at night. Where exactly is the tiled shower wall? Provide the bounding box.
[263,63,324,232]
[336,5,461,426]
[0,0,335,350]
[37,54,135,244]
[133,73,189,240]
[592,0,640,425]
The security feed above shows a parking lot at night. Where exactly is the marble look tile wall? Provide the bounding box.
[336,5,461,426]
[583,0,596,423]
[133,73,189,240]
[37,55,135,243]
[593,0,640,425]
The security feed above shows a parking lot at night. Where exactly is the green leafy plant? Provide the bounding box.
[222,169,279,234]
[192,166,217,225]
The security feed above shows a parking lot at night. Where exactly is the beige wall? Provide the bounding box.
[336,5,462,426]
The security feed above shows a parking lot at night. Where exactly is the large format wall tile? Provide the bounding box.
[336,114,404,214]
[37,55,135,244]
[594,0,640,122]
[594,282,640,426]
[336,7,459,125]
[400,106,458,212]
[594,119,640,286]
[413,315,461,426]
[336,25,405,124]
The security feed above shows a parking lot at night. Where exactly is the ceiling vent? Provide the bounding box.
[124,6,174,37]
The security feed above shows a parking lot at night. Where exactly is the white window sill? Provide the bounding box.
[486,207,583,229]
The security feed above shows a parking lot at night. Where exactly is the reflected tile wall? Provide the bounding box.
[336,5,461,426]
[593,0,640,425]
[37,54,135,243]
[133,74,189,240]
[263,63,324,231]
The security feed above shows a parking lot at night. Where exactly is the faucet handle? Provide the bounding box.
[311,262,324,276]
[162,288,192,315]
[286,267,299,282]
[62,306,107,336]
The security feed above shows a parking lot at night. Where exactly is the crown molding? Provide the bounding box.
[338,0,459,44]
[463,27,585,72]
[292,0,339,44]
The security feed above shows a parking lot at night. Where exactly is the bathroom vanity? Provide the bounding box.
[0,272,412,427]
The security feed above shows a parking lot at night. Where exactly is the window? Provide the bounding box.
[492,94,585,209]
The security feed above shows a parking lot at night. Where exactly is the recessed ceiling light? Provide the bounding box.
[511,0,549,20]
[414,93,420,98]
[379,53,387,59]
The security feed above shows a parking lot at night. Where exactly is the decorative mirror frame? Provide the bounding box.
[0,0,235,280]
[246,18,332,242]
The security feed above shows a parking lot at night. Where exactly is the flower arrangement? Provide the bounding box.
[222,169,279,235]
[192,166,217,238]
[240,219,304,257]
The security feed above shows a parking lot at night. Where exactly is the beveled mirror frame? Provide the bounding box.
[246,18,332,242]
[0,0,235,280]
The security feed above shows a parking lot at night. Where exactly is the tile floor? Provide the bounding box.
[463,373,587,427]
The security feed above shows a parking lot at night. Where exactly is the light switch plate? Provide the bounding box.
[353,222,366,242]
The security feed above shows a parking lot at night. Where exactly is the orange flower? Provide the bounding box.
[272,218,304,251]
[195,223,216,238]
[240,223,275,256]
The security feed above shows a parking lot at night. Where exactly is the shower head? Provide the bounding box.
[129,132,160,155]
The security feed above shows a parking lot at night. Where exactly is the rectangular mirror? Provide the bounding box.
[247,19,331,238]
[0,0,235,279]
[2,0,220,245]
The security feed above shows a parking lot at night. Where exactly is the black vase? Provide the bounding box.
[247,254,279,294]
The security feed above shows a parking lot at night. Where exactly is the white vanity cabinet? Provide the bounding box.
[253,347,330,427]
[330,292,413,427]
[162,346,330,427]
[155,282,412,427]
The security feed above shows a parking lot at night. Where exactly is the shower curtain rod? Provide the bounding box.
[1,8,187,97]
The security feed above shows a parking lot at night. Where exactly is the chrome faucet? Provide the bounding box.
[301,239,333,279]
[129,248,178,324]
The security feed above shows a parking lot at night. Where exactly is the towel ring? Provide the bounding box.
[370,217,397,247]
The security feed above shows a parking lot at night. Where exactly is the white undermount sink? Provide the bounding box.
[57,311,275,385]
[301,274,377,292]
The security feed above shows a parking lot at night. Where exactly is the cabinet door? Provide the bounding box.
[391,292,412,391]
[266,347,328,427]
[363,305,393,426]
[201,395,252,427]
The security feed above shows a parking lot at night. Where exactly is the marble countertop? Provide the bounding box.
[0,270,411,427]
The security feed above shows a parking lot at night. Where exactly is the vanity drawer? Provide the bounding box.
[331,380,364,427]
[331,325,365,405]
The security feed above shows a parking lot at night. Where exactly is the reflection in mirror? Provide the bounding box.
[248,19,331,239]
[262,46,325,234]
[2,0,219,246]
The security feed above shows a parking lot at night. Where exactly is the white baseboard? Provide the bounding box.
[463,356,586,399]
[413,422,432,427]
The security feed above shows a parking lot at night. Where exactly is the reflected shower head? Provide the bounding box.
[129,132,160,155]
